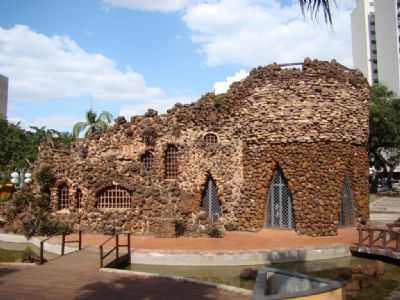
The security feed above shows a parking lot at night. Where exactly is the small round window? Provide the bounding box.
[204,133,218,145]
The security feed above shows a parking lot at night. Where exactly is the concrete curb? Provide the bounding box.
[0,262,37,267]
[131,245,351,266]
[99,267,253,296]
[0,233,77,255]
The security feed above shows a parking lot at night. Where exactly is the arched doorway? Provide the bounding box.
[339,176,354,226]
[201,176,221,223]
[266,169,294,229]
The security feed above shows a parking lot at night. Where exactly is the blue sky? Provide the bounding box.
[0,0,354,132]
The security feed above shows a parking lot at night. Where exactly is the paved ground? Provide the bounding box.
[0,249,249,300]
[49,228,358,252]
[370,195,400,224]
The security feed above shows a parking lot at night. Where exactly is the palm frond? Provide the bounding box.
[299,0,334,24]
[86,110,97,124]
[72,122,88,138]
[98,111,113,124]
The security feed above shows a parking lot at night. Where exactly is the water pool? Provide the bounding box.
[125,256,400,300]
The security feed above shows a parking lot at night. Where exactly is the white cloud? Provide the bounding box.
[0,25,164,101]
[30,115,82,132]
[102,0,190,12]
[119,95,197,119]
[7,115,81,132]
[183,0,355,67]
[214,69,248,94]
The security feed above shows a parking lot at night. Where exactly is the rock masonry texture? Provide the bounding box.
[33,59,370,237]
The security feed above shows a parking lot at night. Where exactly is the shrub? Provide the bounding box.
[208,226,224,238]
[36,193,51,210]
[21,212,37,239]
[39,219,72,236]
[35,166,55,192]
[213,95,224,109]
[224,222,239,231]
[175,219,186,237]
[21,247,40,263]
[11,190,34,214]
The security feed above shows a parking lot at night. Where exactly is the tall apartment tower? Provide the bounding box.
[0,74,7,119]
[351,0,400,95]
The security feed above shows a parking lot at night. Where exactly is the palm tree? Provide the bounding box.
[73,110,113,138]
[299,0,333,24]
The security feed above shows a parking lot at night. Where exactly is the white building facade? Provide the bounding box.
[0,74,7,119]
[351,0,400,95]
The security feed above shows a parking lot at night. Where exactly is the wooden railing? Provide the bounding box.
[356,224,400,254]
[40,231,83,264]
[99,233,131,268]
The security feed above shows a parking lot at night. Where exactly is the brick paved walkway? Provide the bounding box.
[0,249,249,300]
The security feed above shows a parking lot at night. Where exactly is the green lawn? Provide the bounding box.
[0,248,25,263]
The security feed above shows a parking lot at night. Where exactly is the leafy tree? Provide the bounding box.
[0,119,73,181]
[72,110,113,138]
[0,120,37,178]
[369,84,400,190]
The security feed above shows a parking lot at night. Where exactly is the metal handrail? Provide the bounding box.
[40,231,83,264]
[39,236,53,265]
[99,233,131,268]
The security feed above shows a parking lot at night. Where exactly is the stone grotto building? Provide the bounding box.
[34,59,370,237]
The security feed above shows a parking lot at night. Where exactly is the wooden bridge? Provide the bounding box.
[351,224,400,260]
[0,232,247,300]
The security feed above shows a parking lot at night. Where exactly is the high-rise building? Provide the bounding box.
[0,74,7,119]
[351,0,400,95]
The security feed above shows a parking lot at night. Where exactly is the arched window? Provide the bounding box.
[266,169,294,229]
[165,145,178,178]
[339,176,354,226]
[141,151,154,172]
[96,185,132,209]
[58,183,70,209]
[204,133,218,145]
[201,176,221,223]
[76,188,82,209]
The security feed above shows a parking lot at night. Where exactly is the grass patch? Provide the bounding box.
[0,248,25,263]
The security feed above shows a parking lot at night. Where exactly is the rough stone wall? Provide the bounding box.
[33,59,370,237]
[241,142,369,236]
[38,106,243,236]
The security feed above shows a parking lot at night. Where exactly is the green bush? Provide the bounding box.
[21,212,37,239]
[11,190,34,214]
[36,193,51,210]
[224,222,239,231]
[208,226,224,238]
[39,219,72,236]
[213,95,225,109]
[21,247,40,263]
[35,166,55,192]
[175,219,186,237]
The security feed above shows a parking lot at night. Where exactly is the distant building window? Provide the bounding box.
[141,151,154,172]
[58,183,70,209]
[165,145,178,178]
[96,185,131,209]
[204,133,218,145]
